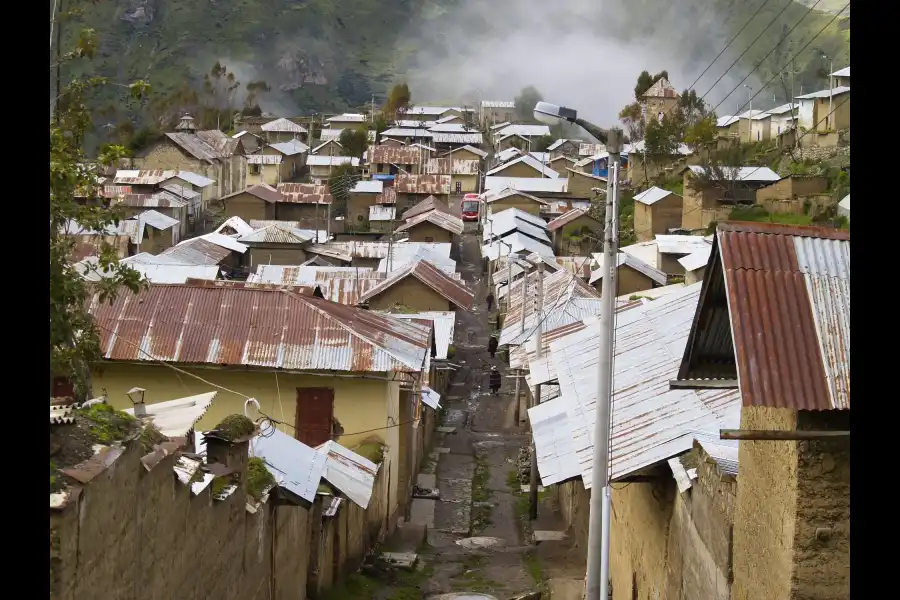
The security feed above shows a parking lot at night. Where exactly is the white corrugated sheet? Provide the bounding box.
[251,428,328,503]
[692,431,739,477]
[495,124,552,138]
[529,398,582,486]
[484,216,551,244]
[132,264,219,284]
[655,235,712,256]
[485,177,568,193]
[421,386,442,409]
[590,252,667,286]
[486,155,560,178]
[124,392,216,438]
[686,165,781,182]
[377,311,455,360]
[634,186,677,205]
[678,246,712,272]
[482,232,555,261]
[353,180,384,194]
[486,206,548,228]
[175,171,216,188]
[369,205,396,221]
[316,440,379,509]
[619,241,659,268]
[551,283,741,487]
[307,155,360,167]
[195,232,249,253]
[214,216,255,237]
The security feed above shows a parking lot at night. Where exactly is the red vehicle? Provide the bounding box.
[461,194,482,222]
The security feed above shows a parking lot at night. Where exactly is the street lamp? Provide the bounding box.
[127,387,147,417]
[533,101,608,144]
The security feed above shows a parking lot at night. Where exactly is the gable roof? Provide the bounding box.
[642,77,678,99]
[268,139,309,156]
[213,216,255,237]
[173,171,216,188]
[222,183,282,204]
[678,221,850,410]
[261,117,308,133]
[485,177,567,194]
[634,186,679,206]
[237,224,315,245]
[326,113,366,123]
[494,148,523,163]
[547,139,580,151]
[444,144,488,158]
[114,169,178,185]
[88,284,432,373]
[494,124,552,138]
[831,66,849,78]
[277,183,332,205]
[484,190,551,208]
[357,260,474,309]
[795,86,851,100]
[395,210,464,236]
[311,140,343,154]
[164,132,226,163]
[546,208,600,232]
[589,252,668,286]
[402,195,450,221]
[486,155,560,178]
[686,165,781,183]
[485,210,551,243]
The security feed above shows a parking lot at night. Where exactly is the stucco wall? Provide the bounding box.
[347,193,379,229]
[491,161,547,178]
[594,266,654,297]
[684,266,706,286]
[275,203,328,227]
[567,171,605,199]
[489,197,543,217]
[634,194,684,242]
[50,434,311,600]
[365,277,453,312]
[405,222,453,244]
[451,174,478,193]
[247,245,308,267]
[222,193,275,221]
[732,406,799,600]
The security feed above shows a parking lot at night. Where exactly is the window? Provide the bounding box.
[249,164,260,175]
[455,181,462,193]
[295,388,335,447]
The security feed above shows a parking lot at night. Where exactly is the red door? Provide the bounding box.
[52,377,75,399]
[295,388,334,447]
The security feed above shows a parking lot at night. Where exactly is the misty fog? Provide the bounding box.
[401,0,764,127]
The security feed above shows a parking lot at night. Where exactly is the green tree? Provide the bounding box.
[634,70,669,99]
[683,115,717,152]
[50,1,148,398]
[327,163,362,218]
[243,80,271,113]
[384,83,411,119]
[643,114,681,157]
[373,112,389,144]
[339,126,370,158]
[514,85,543,122]
[531,134,554,152]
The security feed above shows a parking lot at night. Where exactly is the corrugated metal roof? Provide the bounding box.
[223,183,282,204]
[380,127,434,138]
[318,129,344,141]
[395,174,451,195]
[446,144,488,158]
[352,180,384,194]
[528,398,582,486]
[511,319,588,372]
[376,311,455,360]
[716,221,850,410]
[115,191,187,208]
[376,246,458,275]
[404,106,470,116]
[421,386,441,409]
[358,260,474,309]
[306,155,360,167]
[395,210,464,235]
[261,117,309,133]
[589,252,668,286]
[678,246,712,272]
[160,183,201,201]
[403,195,449,220]
[547,139,580,151]
[251,428,326,503]
[482,232,555,261]
[831,66,850,78]
[138,209,180,232]
[686,165,781,182]
[551,283,742,487]
[424,158,480,175]
[165,132,223,163]
[369,205,396,221]
[175,171,216,188]
[481,100,515,108]
[484,214,551,244]
[130,264,219,284]
[485,177,568,193]
[499,270,601,347]
[196,232,249,253]
[430,132,484,145]
[716,115,740,127]
[214,216,255,237]
[247,265,387,304]
[428,123,476,133]
[268,139,309,155]
[795,86,850,99]
[237,225,313,245]
[89,283,432,373]
[246,154,283,165]
[620,241,660,268]
[494,124,551,138]
[124,392,216,437]
[494,148,522,163]
[326,113,366,123]
[114,169,179,185]
[157,238,238,265]
[546,208,599,232]
[486,155,560,178]
[316,440,379,508]
[634,186,678,206]
[277,183,333,205]
[368,145,428,165]
[486,205,548,227]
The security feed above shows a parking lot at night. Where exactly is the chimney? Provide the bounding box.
[126,387,147,417]
[176,114,197,133]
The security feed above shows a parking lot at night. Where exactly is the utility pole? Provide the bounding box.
[585,129,621,600]
[53,0,64,123]
[512,266,527,425]
[529,260,544,520]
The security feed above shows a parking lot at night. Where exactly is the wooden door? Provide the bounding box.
[295,388,334,447]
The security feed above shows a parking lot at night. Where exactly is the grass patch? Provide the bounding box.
[450,557,498,593]
[78,403,139,445]
[247,457,276,501]
[471,452,493,532]
[139,424,167,454]
[729,205,813,226]
[50,461,58,488]
[213,414,256,441]
[210,475,231,498]
[506,469,520,489]
[352,441,385,464]
[523,550,545,585]
[320,562,434,600]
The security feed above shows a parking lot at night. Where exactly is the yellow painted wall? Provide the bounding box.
[141,142,223,198]
[246,245,308,267]
[684,266,706,286]
[594,265,655,297]
[221,192,274,221]
[448,148,483,162]
[815,94,850,131]
[405,222,453,244]
[489,196,543,217]
[347,193,379,228]
[247,163,283,186]
[366,278,452,312]
[567,171,605,199]
[451,174,477,193]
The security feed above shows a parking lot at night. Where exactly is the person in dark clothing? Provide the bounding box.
[487,335,498,359]
[486,292,494,312]
[489,366,502,395]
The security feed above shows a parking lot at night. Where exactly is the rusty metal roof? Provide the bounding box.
[402,195,449,220]
[68,234,131,262]
[222,183,282,204]
[261,117,308,133]
[115,191,187,209]
[430,132,484,145]
[247,265,387,304]
[394,210,464,236]
[315,440,379,509]
[277,183,333,204]
[546,208,600,232]
[713,221,850,410]
[358,260,474,309]
[395,174,451,195]
[165,133,223,163]
[88,284,432,373]
[368,145,428,165]
[424,158,480,175]
[196,130,241,156]
[377,186,398,205]
[113,169,179,185]
[157,237,234,265]
[238,225,314,245]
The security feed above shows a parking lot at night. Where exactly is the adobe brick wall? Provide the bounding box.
[50,436,311,600]
[732,406,800,600]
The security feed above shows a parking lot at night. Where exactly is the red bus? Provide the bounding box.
[461,194,481,222]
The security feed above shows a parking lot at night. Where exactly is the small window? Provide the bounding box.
[424,236,434,242]
[249,164,260,175]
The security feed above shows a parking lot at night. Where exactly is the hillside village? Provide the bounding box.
[51,45,850,600]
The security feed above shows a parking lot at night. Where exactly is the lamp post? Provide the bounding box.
[822,53,834,130]
[534,101,621,600]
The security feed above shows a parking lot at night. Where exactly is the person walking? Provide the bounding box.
[486,292,494,312]
[489,366,502,396]
[487,335,498,359]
